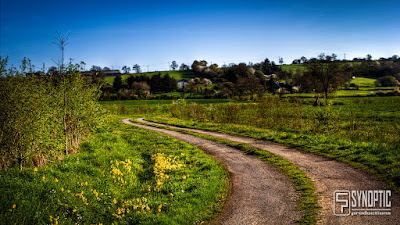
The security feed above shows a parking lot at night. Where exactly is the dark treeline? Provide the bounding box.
[100,72,177,100]
[0,57,104,170]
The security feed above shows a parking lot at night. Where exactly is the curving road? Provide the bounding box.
[133,118,400,225]
[121,118,300,224]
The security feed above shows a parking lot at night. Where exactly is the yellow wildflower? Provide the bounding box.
[33,167,38,172]
[42,176,46,181]
[61,188,64,192]
[113,198,117,204]
[54,178,58,182]
[12,204,16,209]
[157,204,162,213]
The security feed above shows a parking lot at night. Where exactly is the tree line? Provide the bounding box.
[100,73,178,100]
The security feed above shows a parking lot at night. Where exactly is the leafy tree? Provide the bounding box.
[367,54,373,61]
[122,65,131,74]
[150,73,163,93]
[299,56,350,98]
[91,65,102,72]
[375,76,399,87]
[132,81,151,98]
[300,56,307,63]
[279,57,284,65]
[179,63,189,70]
[236,75,263,96]
[133,64,141,73]
[292,59,301,64]
[113,74,123,91]
[103,66,111,71]
[162,74,177,92]
[171,61,178,70]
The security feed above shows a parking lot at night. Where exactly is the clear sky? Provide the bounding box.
[1,0,399,71]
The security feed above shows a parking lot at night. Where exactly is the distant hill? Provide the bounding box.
[104,70,196,85]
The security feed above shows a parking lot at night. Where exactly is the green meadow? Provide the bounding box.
[0,116,228,224]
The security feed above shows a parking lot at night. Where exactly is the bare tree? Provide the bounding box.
[52,31,70,73]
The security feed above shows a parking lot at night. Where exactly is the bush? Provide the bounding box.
[0,57,104,170]
[375,76,399,87]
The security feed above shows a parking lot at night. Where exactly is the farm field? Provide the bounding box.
[0,116,228,224]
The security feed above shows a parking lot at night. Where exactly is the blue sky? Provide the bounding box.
[1,0,399,71]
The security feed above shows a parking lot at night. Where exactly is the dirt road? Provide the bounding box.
[121,118,300,224]
[134,118,400,225]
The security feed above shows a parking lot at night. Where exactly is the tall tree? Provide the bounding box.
[113,74,123,91]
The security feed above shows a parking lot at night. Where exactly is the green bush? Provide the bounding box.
[375,76,399,87]
[0,57,104,170]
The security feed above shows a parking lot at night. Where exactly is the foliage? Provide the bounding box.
[0,57,104,170]
[297,57,350,98]
[375,76,399,87]
[112,74,123,91]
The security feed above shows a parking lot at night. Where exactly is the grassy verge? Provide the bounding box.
[133,119,319,224]
[0,115,228,224]
[145,115,400,191]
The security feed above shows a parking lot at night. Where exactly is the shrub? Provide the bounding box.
[375,76,399,87]
[0,57,104,170]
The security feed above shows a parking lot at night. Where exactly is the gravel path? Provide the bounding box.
[135,118,400,225]
[121,118,300,224]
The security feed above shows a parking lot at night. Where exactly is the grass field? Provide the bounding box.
[141,96,400,189]
[0,115,228,224]
[104,70,196,85]
[350,77,376,87]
